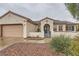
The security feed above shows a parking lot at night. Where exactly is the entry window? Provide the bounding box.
[66,25,74,31]
[59,25,63,31]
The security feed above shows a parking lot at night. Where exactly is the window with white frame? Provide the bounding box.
[59,25,63,31]
[53,25,63,32]
[66,25,74,31]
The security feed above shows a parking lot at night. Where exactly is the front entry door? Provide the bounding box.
[44,24,51,37]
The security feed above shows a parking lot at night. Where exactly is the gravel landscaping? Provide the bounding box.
[0,43,56,56]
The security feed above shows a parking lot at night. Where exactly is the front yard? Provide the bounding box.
[0,35,79,56]
[0,37,55,56]
[0,37,58,56]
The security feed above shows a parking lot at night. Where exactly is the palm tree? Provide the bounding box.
[65,3,79,19]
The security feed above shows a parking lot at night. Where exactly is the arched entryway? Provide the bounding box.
[44,24,51,37]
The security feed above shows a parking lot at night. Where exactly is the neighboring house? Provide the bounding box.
[0,11,79,38]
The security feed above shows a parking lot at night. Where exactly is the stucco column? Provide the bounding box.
[23,22,27,38]
[57,25,59,31]
[50,22,54,37]
[74,25,77,32]
[63,25,66,31]
[40,22,44,37]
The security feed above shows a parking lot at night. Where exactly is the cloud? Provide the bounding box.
[0,3,76,22]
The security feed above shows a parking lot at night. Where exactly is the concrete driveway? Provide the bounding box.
[0,37,25,49]
[0,37,52,50]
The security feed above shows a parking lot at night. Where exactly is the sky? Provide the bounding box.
[0,3,77,22]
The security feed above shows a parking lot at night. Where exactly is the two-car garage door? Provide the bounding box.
[2,25,23,37]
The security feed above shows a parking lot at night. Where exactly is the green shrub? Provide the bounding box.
[69,40,79,56]
[50,35,72,55]
[69,35,79,56]
[50,35,79,56]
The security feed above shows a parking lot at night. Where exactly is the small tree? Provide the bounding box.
[50,35,72,55]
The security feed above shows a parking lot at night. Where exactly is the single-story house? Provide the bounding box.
[0,11,79,38]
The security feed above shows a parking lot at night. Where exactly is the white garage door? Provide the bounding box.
[3,25,23,37]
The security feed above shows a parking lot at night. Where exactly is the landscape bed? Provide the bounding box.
[0,43,58,56]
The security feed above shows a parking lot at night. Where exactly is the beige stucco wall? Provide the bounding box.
[52,32,79,38]
[28,32,42,37]
[0,13,26,24]
[27,22,38,33]
[28,32,79,38]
